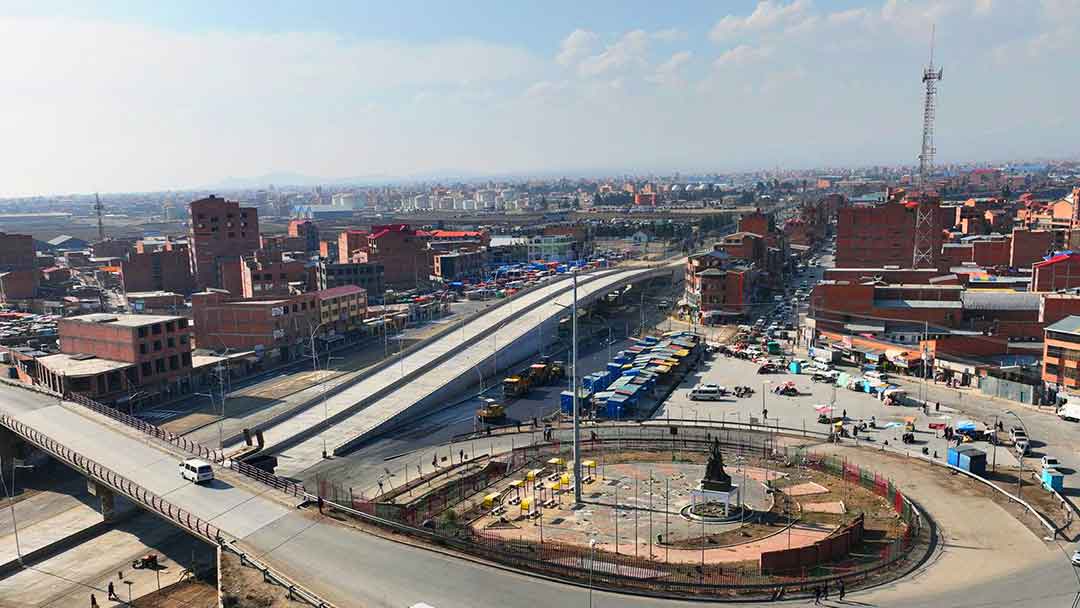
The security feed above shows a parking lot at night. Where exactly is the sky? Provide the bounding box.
[0,0,1077,196]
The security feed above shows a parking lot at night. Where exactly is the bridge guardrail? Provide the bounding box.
[0,413,225,543]
[65,391,307,498]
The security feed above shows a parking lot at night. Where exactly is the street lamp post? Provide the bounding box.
[572,269,582,505]
[321,355,344,459]
[1005,410,1029,498]
[1,461,33,565]
[588,538,598,608]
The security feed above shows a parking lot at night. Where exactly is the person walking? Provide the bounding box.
[813,585,821,605]
[107,581,117,601]
[838,579,846,600]
[90,594,99,608]
[822,581,829,600]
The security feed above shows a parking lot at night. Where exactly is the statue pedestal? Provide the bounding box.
[690,485,740,517]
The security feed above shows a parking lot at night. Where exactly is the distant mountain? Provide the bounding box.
[206,168,518,190]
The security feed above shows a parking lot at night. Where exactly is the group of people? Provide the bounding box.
[811,579,845,604]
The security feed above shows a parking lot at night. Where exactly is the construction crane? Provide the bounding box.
[912,25,943,269]
[94,193,106,241]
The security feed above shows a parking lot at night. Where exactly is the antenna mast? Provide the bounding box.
[912,25,943,269]
[94,193,106,242]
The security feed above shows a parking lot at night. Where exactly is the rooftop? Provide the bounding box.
[960,291,1041,311]
[125,291,182,298]
[38,353,133,377]
[316,285,365,299]
[1047,315,1080,337]
[65,313,185,327]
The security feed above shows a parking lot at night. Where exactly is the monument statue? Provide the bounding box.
[701,437,733,492]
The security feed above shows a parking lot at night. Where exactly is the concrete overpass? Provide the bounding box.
[247,263,681,478]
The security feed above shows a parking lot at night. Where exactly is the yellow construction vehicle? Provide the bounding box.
[503,374,530,398]
[476,398,506,423]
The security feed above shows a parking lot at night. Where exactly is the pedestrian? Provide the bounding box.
[90,594,98,608]
[935,401,940,412]
[822,581,829,600]
[813,585,821,604]
[842,408,847,419]
[459,449,465,463]
[432,454,438,468]
[838,579,845,600]
[108,581,117,601]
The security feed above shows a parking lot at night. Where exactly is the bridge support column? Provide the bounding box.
[86,480,117,523]
[0,427,25,479]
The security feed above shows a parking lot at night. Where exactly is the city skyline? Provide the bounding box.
[1,0,1077,196]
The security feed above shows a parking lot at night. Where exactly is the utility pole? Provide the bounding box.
[912,25,943,269]
[94,193,105,242]
[572,269,582,504]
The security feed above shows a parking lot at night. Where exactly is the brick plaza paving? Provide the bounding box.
[473,461,837,564]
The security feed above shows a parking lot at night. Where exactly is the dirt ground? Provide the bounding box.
[219,551,308,608]
[132,579,218,608]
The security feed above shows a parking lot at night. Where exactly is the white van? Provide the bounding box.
[180,459,214,484]
[865,371,888,382]
[689,384,727,401]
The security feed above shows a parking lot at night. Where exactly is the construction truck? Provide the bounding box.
[503,374,531,399]
[476,398,506,423]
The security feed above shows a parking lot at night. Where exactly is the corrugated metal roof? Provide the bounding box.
[960,291,1041,311]
[1046,315,1080,336]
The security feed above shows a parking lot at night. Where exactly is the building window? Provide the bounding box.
[139,343,147,354]
[166,321,175,332]
[153,340,162,351]
[155,359,166,373]
[229,232,236,238]
[152,324,162,335]
[179,334,188,345]
[138,327,148,338]
[178,319,188,329]
[182,352,192,367]
[169,355,179,370]
[167,337,175,348]
[141,362,152,377]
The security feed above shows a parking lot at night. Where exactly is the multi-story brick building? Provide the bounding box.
[337,230,370,263]
[684,250,757,323]
[1043,316,1080,393]
[37,313,193,403]
[315,261,383,302]
[191,290,319,362]
[288,219,320,252]
[433,250,487,282]
[0,232,36,271]
[1032,252,1080,292]
[0,269,38,303]
[365,224,431,288]
[121,239,195,294]
[835,192,951,269]
[188,195,260,289]
[316,285,367,339]
[219,251,307,298]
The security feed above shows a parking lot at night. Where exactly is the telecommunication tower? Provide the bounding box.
[912,26,943,269]
[94,193,106,241]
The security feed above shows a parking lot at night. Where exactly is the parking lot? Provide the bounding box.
[655,341,1022,470]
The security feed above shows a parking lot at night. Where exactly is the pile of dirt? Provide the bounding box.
[219,551,305,608]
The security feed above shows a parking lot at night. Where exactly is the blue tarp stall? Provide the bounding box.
[955,420,978,434]
[948,446,987,476]
[1043,468,1065,492]
[788,360,803,374]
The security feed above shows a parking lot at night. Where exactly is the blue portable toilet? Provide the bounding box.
[788,360,802,374]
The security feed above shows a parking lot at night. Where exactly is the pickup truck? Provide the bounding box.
[1059,402,1080,422]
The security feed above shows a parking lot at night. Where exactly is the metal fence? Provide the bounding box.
[65,391,307,498]
[321,432,924,596]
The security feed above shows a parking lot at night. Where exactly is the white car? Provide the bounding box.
[1042,456,1060,470]
[1072,550,1080,567]
[689,384,728,401]
[179,458,214,484]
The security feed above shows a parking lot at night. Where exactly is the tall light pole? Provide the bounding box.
[1005,410,1028,499]
[321,355,344,459]
[572,268,582,505]
[1,462,33,565]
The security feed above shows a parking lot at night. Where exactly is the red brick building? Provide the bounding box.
[191,290,319,362]
[1043,316,1080,392]
[188,196,260,289]
[0,232,35,271]
[366,224,432,288]
[219,251,307,298]
[287,219,320,251]
[121,239,195,295]
[684,250,756,322]
[337,230,370,264]
[1032,252,1080,292]
[835,193,951,269]
[1010,228,1053,267]
[38,313,193,403]
[0,269,39,302]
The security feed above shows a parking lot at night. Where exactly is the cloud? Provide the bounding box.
[714,44,774,67]
[647,51,693,85]
[709,0,812,40]
[973,0,993,15]
[577,29,649,77]
[652,28,688,42]
[828,8,871,24]
[556,29,597,66]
